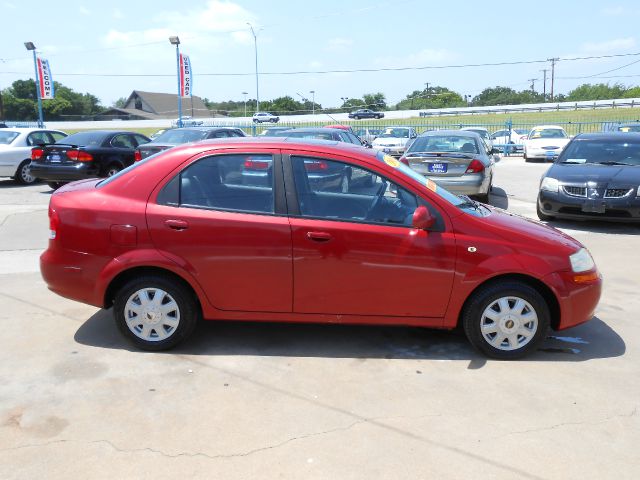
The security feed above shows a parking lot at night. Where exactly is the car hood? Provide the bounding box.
[474,205,583,255]
[547,163,640,184]
[373,138,406,146]
[525,138,570,147]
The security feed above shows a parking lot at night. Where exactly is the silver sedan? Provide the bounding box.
[400,130,497,202]
[0,128,67,184]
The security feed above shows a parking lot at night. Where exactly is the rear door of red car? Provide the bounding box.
[146,148,293,312]
[283,150,456,320]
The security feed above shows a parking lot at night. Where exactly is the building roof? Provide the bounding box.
[124,90,210,118]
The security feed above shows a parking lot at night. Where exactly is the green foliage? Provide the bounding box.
[1,78,105,121]
[396,86,465,110]
[566,83,626,101]
[113,97,127,108]
[472,86,545,106]
[362,92,387,109]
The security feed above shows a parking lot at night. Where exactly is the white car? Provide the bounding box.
[371,127,417,157]
[0,128,67,184]
[252,112,280,123]
[523,125,570,162]
[461,127,493,149]
[171,116,204,127]
[491,128,529,152]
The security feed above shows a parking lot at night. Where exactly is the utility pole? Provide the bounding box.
[424,82,430,96]
[547,58,559,101]
[540,69,548,100]
[528,78,537,93]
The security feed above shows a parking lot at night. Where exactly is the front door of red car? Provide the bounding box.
[286,153,456,319]
[146,150,293,312]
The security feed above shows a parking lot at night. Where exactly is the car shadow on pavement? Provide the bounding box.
[542,219,640,236]
[75,310,623,367]
[488,187,508,209]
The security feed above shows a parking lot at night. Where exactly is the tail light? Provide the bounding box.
[304,160,328,171]
[134,150,142,162]
[31,148,44,160]
[66,150,93,162]
[465,159,485,173]
[400,156,409,166]
[48,205,60,240]
[244,158,271,170]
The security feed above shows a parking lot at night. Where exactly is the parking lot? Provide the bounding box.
[0,155,638,479]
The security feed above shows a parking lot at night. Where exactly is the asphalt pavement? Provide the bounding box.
[0,156,638,479]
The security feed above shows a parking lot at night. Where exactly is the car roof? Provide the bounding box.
[531,125,565,129]
[460,127,489,132]
[0,127,60,134]
[275,127,340,134]
[418,129,480,138]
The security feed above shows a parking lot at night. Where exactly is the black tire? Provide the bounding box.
[462,281,550,360]
[47,181,66,190]
[354,116,360,120]
[14,159,37,185]
[104,163,122,177]
[113,274,200,351]
[536,201,554,221]
[523,152,529,162]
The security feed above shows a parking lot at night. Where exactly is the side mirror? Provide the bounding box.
[364,141,372,148]
[491,147,500,154]
[412,206,435,230]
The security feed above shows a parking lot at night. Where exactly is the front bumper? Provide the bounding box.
[30,162,99,182]
[372,145,405,157]
[543,269,602,330]
[538,189,640,222]
[526,148,561,161]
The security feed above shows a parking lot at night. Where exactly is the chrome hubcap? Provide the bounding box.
[124,288,180,342]
[21,164,34,183]
[481,296,538,351]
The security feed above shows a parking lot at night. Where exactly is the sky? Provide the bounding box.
[1,0,640,112]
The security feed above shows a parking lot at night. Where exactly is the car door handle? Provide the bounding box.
[164,219,189,231]
[306,231,332,242]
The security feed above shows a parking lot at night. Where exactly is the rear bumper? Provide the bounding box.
[427,173,490,196]
[30,162,99,181]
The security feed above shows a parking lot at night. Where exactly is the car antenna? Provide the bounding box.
[323,111,349,128]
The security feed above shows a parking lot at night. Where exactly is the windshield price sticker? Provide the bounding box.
[426,179,437,192]
[384,155,400,168]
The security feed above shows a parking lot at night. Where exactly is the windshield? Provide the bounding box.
[0,131,19,145]
[379,128,410,138]
[58,132,106,146]
[153,129,209,144]
[375,151,465,208]
[406,135,479,154]
[529,128,567,139]
[514,129,529,135]
[559,139,640,166]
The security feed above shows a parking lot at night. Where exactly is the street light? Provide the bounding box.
[247,23,259,114]
[309,90,315,115]
[24,41,44,127]
[168,36,182,127]
[242,91,248,118]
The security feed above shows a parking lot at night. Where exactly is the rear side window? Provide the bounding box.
[49,131,67,143]
[27,131,51,146]
[111,134,137,148]
[158,154,275,214]
[0,131,19,144]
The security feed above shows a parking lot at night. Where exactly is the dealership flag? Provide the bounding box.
[36,57,55,99]
[179,54,192,97]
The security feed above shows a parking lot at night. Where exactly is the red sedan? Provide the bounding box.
[40,139,602,359]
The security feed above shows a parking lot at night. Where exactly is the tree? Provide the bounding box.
[395,86,465,110]
[566,83,626,101]
[113,97,127,108]
[362,92,387,109]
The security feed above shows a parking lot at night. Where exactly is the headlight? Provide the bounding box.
[540,177,559,192]
[569,248,595,273]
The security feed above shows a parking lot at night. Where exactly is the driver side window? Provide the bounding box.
[291,156,418,226]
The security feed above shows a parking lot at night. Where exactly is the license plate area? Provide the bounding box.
[428,162,447,173]
[582,201,605,214]
[47,154,62,163]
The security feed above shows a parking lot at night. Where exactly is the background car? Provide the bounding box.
[460,127,493,149]
[136,127,246,161]
[400,130,495,202]
[171,116,204,127]
[348,108,384,120]
[0,128,67,184]
[30,130,150,189]
[371,127,417,157]
[258,126,295,136]
[537,132,640,222]
[272,127,364,145]
[491,128,529,152]
[40,138,601,359]
[354,127,383,143]
[253,112,280,123]
[523,125,570,162]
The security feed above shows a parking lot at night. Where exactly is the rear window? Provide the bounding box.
[407,135,479,154]
[0,131,19,144]
[153,129,209,144]
[58,132,107,146]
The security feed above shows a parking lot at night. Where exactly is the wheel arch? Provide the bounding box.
[104,266,202,314]
[457,273,561,330]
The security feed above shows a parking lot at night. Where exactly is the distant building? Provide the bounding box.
[95,90,215,120]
